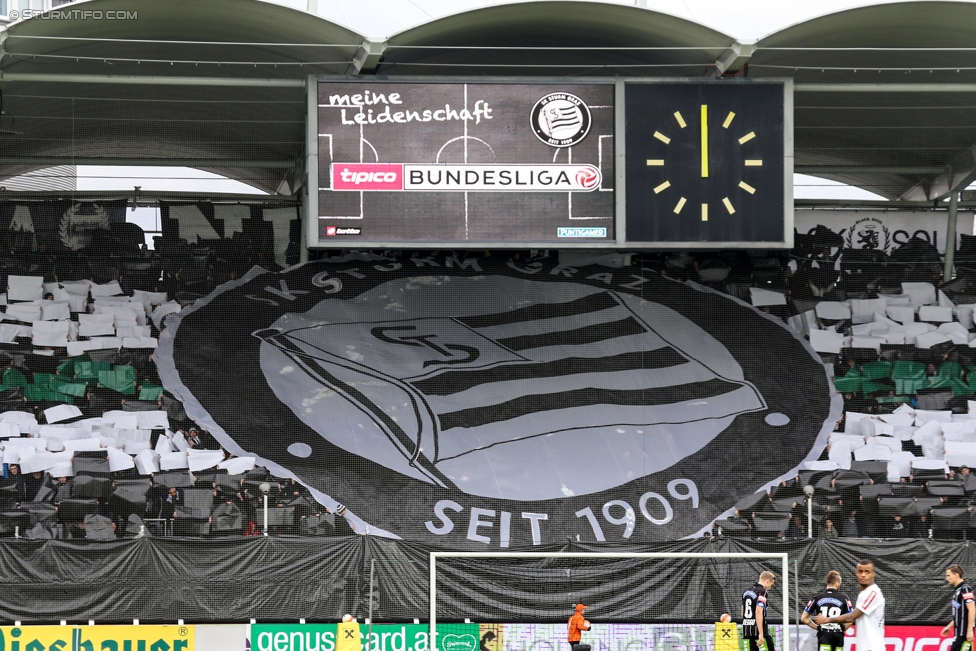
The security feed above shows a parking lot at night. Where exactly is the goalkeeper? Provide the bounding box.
[568,604,591,651]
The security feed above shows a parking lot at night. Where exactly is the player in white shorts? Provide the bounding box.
[816,559,885,651]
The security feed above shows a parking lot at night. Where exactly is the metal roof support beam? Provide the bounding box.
[0,73,306,87]
[898,144,976,201]
[0,158,294,167]
[797,83,976,92]
[0,190,296,203]
[797,166,945,174]
[945,190,959,281]
[798,199,976,210]
[714,40,755,75]
[345,40,386,75]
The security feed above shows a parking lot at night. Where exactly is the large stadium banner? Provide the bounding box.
[308,80,617,248]
[794,210,976,254]
[624,80,792,248]
[155,257,839,545]
[0,200,127,251]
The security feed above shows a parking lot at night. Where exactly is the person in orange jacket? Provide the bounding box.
[568,603,591,651]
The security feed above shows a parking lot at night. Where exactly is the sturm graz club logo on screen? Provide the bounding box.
[156,259,838,546]
[531,93,592,147]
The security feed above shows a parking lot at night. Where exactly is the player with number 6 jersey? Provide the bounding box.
[801,570,853,651]
[742,571,777,651]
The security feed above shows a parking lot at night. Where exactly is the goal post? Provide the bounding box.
[430,551,790,651]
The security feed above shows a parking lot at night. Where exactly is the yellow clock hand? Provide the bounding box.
[701,104,708,178]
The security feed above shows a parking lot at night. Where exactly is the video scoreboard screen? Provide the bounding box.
[308,80,617,248]
[307,78,792,249]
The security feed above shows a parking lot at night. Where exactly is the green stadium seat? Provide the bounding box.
[2,367,27,388]
[50,377,87,398]
[25,384,72,403]
[32,373,54,389]
[98,366,137,395]
[892,360,928,394]
[927,362,965,394]
[860,361,892,380]
[834,367,863,393]
[138,385,164,401]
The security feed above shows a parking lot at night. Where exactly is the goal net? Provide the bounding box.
[429,552,790,651]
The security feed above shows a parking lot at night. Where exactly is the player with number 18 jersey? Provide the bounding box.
[804,585,853,651]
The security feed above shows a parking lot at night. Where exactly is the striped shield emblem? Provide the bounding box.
[541,104,583,138]
[256,276,766,500]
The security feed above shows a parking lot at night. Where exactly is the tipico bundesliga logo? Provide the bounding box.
[331,163,601,192]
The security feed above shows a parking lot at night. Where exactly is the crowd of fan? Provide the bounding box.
[4,216,976,540]
[711,462,976,540]
[2,460,359,539]
[0,220,362,539]
[692,226,976,541]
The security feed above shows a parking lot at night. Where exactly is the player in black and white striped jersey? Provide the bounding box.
[942,565,976,651]
[742,571,777,651]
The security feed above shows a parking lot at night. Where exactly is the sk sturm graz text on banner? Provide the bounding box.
[312,81,615,246]
[154,257,840,545]
[250,623,479,651]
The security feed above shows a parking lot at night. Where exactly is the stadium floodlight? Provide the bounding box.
[430,551,790,651]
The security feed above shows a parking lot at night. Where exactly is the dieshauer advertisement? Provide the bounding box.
[0,624,193,651]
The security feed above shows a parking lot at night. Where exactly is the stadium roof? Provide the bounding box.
[0,0,362,194]
[1,0,976,200]
[381,1,735,76]
[750,1,976,202]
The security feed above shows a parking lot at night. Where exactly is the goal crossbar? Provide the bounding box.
[429,551,790,651]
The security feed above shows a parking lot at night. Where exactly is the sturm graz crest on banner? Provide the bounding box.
[256,282,769,501]
[155,258,840,546]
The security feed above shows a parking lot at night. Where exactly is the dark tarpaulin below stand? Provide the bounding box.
[0,537,969,623]
[0,536,364,622]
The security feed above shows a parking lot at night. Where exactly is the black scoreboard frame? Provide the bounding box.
[306,76,793,250]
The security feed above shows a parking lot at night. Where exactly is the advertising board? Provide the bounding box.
[0,624,193,651]
[249,623,479,651]
[309,80,616,248]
